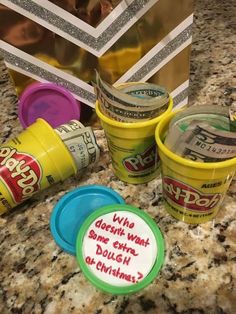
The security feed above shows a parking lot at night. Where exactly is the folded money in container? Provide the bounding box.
[94,72,170,123]
[164,105,236,162]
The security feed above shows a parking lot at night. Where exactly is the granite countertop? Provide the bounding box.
[0,0,236,313]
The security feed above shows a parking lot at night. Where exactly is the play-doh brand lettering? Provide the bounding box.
[0,147,42,204]
[163,177,222,211]
[0,119,77,215]
[96,96,173,184]
[155,112,236,224]
[123,143,158,174]
[0,119,100,215]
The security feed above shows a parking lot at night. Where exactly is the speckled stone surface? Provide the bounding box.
[0,0,236,313]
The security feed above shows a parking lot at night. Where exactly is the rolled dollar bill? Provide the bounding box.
[96,85,168,122]
[56,121,100,170]
[165,115,234,151]
[96,71,169,108]
[176,146,228,163]
[170,105,235,132]
[61,127,100,170]
[55,120,84,135]
[94,71,170,122]
[165,104,236,162]
[167,120,236,161]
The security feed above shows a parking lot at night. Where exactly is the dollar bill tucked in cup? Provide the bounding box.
[55,120,100,171]
[155,110,236,224]
[93,71,170,122]
[164,105,236,162]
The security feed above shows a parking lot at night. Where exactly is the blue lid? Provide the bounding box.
[50,185,125,255]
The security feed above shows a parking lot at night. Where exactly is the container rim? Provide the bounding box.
[76,204,165,295]
[95,97,173,129]
[155,111,236,170]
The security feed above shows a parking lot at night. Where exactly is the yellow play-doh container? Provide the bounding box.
[96,97,173,184]
[155,111,236,224]
[0,119,77,215]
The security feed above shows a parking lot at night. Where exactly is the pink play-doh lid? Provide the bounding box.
[18,82,81,128]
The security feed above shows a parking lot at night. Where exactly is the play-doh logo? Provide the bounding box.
[123,144,159,173]
[163,176,222,211]
[0,147,42,203]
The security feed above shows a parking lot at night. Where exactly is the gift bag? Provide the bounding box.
[0,0,193,112]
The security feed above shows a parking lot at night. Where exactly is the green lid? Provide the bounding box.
[76,204,165,295]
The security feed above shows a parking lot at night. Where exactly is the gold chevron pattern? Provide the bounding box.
[0,0,193,108]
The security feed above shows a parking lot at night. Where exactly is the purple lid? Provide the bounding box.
[18,82,81,128]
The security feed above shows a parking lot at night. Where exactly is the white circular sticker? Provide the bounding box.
[82,211,157,286]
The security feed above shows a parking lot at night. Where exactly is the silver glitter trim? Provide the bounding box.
[0,45,189,108]
[6,0,153,51]
[0,48,96,105]
[126,25,193,82]
[172,88,189,107]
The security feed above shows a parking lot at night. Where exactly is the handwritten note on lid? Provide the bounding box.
[82,210,158,286]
